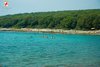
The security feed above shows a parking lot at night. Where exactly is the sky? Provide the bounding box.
[0,0,100,16]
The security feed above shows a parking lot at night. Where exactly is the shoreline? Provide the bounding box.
[0,28,100,35]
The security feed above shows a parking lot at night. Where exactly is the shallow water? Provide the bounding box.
[0,31,100,67]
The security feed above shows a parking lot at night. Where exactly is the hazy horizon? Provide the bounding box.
[0,0,100,16]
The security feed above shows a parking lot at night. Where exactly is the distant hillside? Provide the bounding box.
[0,9,100,30]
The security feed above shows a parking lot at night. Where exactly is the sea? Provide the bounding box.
[0,31,100,67]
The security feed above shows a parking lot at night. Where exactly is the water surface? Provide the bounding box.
[0,31,100,67]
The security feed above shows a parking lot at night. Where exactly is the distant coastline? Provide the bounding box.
[0,9,100,31]
[0,28,100,35]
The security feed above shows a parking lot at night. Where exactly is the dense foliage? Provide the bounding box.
[0,9,100,30]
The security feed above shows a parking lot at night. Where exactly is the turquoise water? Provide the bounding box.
[0,31,100,67]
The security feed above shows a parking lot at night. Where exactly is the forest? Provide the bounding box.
[0,9,100,30]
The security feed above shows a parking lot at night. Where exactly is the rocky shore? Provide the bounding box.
[0,28,100,35]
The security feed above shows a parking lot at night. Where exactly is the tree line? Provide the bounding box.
[0,9,100,30]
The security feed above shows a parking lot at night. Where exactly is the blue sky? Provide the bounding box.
[0,0,100,16]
